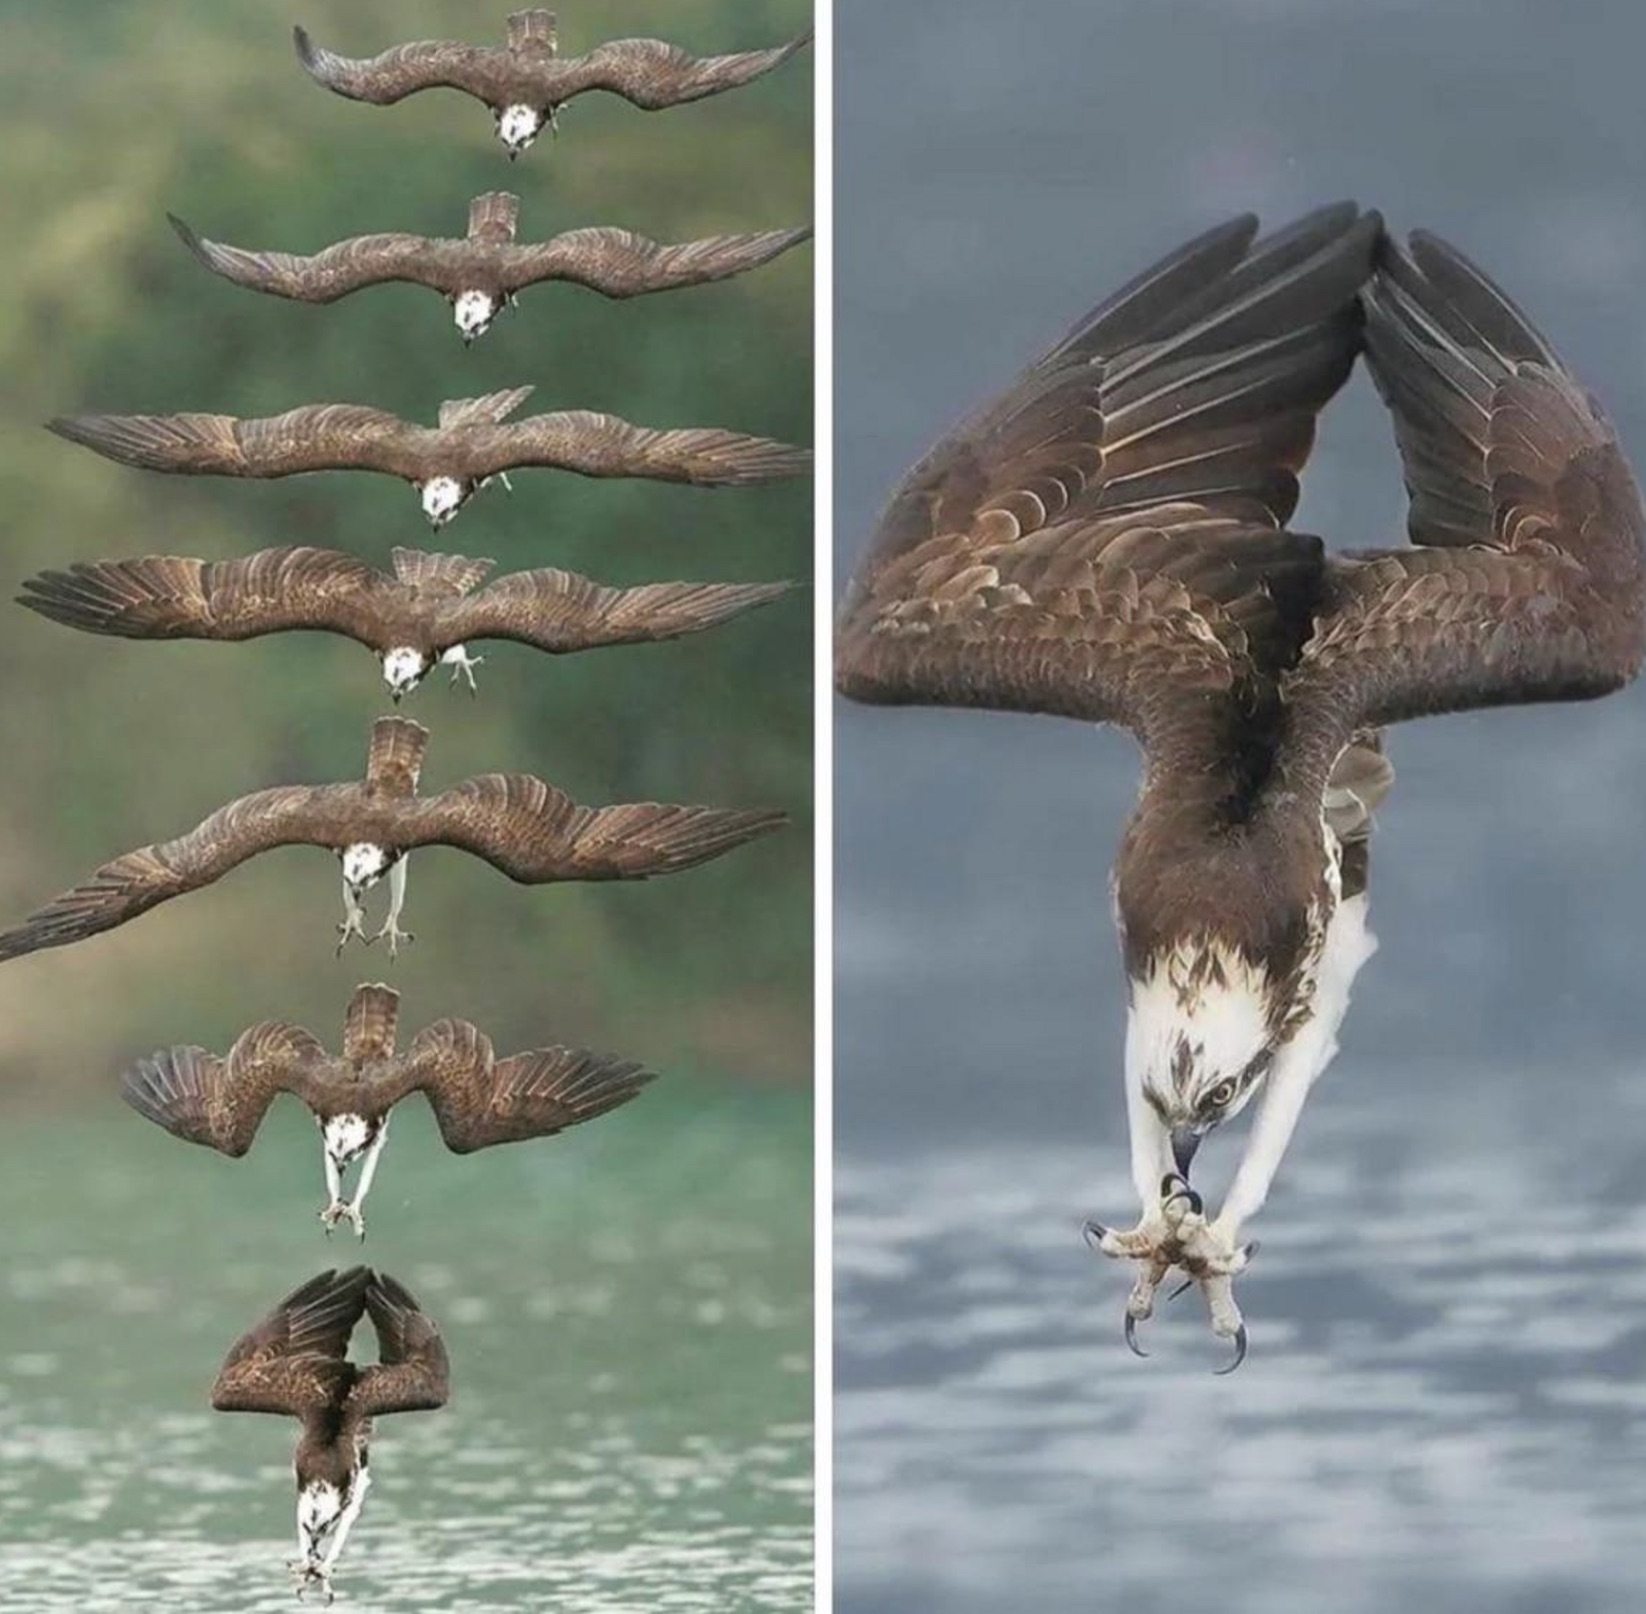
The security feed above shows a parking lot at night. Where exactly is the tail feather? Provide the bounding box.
[468,192,520,244]
[344,983,400,1062]
[365,717,430,797]
[438,387,535,429]
[391,547,495,595]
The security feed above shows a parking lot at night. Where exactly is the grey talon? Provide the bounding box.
[1081,1220,1109,1251]
[1123,1314,1148,1359]
[1213,1324,1249,1376]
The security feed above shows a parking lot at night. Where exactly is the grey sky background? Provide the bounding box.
[834,2,1646,1608]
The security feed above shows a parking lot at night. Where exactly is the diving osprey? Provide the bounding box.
[293,10,813,158]
[19,544,792,701]
[211,1267,448,1602]
[46,385,811,528]
[122,983,655,1236]
[835,204,1646,1370]
[169,193,811,342]
[0,716,786,964]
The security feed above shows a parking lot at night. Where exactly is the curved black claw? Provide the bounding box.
[1123,1313,1149,1359]
[1213,1324,1249,1376]
[1080,1219,1109,1253]
[1159,1173,1202,1216]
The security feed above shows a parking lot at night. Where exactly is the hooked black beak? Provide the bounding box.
[1170,1126,1201,1176]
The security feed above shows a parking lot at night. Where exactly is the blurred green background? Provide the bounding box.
[0,5,811,1605]
[0,0,812,1103]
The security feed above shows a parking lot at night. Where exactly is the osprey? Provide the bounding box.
[293,10,813,158]
[19,543,792,701]
[46,385,812,528]
[835,204,1646,1369]
[122,982,656,1235]
[211,1267,448,1602]
[170,192,812,342]
[0,715,786,964]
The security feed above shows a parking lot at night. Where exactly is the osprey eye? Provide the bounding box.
[1208,1080,1237,1108]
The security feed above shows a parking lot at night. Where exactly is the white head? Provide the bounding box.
[1126,940,1279,1176]
[340,842,390,894]
[323,1112,374,1169]
[297,1479,343,1552]
[381,646,429,701]
[453,289,498,342]
[496,103,544,156]
[419,476,467,528]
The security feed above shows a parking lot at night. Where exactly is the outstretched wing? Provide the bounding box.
[502,225,811,299]
[169,215,447,303]
[46,405,410,478]
[441,568,791,653]
[120,1019,326,1157]
[343,1272,450,1427]
[293,26,491,105]
[461,411,811,485]
[0,785,351,963]
[402,775,786,883]
[1282,230,1646,784]
[835,205,1381,753]
[211,1267,370,1420]
[405,1017,656,1153]
[18,546,389,646]
[556,28,813,110]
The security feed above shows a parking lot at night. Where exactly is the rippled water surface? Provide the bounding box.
[0,1086,811,1612]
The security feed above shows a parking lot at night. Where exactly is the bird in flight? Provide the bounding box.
[169,192,812,343]
[123,982,656,1235]
[835,205,1646,1370]
[293,10,814,158]
[0,715,786,965]
[20,544,793,701]
[212,1267,447,1602]
[48,385,811,528]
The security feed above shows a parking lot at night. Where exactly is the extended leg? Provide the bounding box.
[319,1144,350,1234]
[340,1117,390,1239]
[315,1471,371,1584]
[372,859,414,958]
[336,878,368,955]
[441,644,485,694]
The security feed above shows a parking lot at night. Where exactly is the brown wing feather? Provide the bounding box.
[121,1021,326,1155]
[0,784,354,963]
[401,775,786,883]
[169,215,448,303]
[835,205,1380,752]
[18,546,388,645]
[441,568,791,653]
[501,225,811,299]
[459,410,811,484]
[419,1030,656,1154]
[554,29,812,110]
[212,1267,370,1421]
[343,1273,450,1427]
[293,27,493,105]
[1282,230,1646,788]
[46,405,409,478]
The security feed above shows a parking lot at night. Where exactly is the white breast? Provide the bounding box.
[323,1113,372,1165]
[419,476,465,526]
[453,290,497,337]
[341,842,389,888]
[497,104,543,150]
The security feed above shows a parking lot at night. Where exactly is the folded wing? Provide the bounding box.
[211,1267,370,1419]
[1282,230,1646,784]
[836,205,1380,752]
[343,1273,450,1427]
[405,1017,656,1153]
